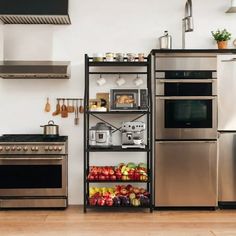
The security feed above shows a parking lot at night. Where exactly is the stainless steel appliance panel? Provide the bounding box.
[218,55,236,130]
[155,141,218,207]
[155,96,218,140]
[156,57,217,71]
[0,155,67,197]
[156,78,217,96]
[218,132,236,202]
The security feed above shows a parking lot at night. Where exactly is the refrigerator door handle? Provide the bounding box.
[221,58,236,62]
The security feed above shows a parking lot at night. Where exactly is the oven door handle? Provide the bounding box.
[158,79,216,83]
[156,96,217,100]
[0,157,64,161]
[157,141,217,144]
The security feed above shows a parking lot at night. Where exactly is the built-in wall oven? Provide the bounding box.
[154,53,218,208]
[155,70,217,140]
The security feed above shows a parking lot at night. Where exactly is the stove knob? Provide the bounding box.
[35,146,39,151]
[44,146,49,151]
[58,147,62,151]
[54,146,58,151]
[49,146,53,151]
[23,147,28,151]
[17,146,22,151]
[0,146,3,151]
[5,146,10,151]
[11,146,16,151]
[31,147,35,151]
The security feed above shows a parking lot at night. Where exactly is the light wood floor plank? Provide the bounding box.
[0,206,236,236]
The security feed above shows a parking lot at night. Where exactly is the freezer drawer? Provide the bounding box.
[155,141,218,207]
[219,132,236,202]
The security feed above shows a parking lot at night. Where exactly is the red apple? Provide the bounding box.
[102,169,109,176]
[99,175,106,181]
[110,175,117,181]
[106,197,114,207]
[88,174,95,181]
[97,197,106,206]
[89,197,97,206]
[94,175,99,180]
[105,175,110,180]
[109,169,115,175]
[133,187,140,194]
[126,184,133,192]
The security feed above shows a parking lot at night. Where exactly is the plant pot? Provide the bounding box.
[217,41,228,49]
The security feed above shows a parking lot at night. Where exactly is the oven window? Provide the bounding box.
[0,165,62,189]
[165,83,212,96]
[165,100,212,128]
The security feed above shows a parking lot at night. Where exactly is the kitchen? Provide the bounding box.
[0,0,236,235]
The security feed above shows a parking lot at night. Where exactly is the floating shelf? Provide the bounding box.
[86,110,150,115]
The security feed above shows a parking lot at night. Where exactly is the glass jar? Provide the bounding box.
[116,53,125,62]
[127,53,136,62]
[106,52,114,62]
[93,53,104,62]
[138,53,145,62]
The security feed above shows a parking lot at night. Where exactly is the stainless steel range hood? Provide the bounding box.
[0,0,71,25]
[226,0,236,13]
[0,61,70,79]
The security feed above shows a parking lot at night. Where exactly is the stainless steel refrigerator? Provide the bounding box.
[218,55,236,207]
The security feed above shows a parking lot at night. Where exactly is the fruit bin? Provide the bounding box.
[87,163,149,182]
[88,185,151,208]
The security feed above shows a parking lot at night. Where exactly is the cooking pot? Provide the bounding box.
[40,120,59,136]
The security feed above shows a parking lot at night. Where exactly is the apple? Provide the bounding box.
[126,184,133,191]
[105,175,110,180]
[133,187,140,194]
[120,188,128,195]
[140,175,148,182]
[121,175,129,181]
[97,197,106,206]
[99,175,106,181]
[109,169,115,175]
[94,175,99,180]
[110,175,117,181]
[89,197,97,206]
[105,197,113,207]
[102,168,109,176]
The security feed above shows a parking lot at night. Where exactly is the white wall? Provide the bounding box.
[0,0,235,204]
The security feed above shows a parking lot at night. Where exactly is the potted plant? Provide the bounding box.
[211,29,232,49]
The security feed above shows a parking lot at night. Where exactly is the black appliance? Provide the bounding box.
[0,0,71,24]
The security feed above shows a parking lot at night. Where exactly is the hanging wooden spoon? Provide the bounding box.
[68,99,75,113]
[61,99,68,118]
[79,99,84,113]
[52,99,61,116]
[44,97,51,112]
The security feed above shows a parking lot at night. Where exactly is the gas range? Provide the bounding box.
[0,134,68,209]
[0,134,68,155]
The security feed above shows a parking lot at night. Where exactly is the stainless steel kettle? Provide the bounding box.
[159,31,172,49]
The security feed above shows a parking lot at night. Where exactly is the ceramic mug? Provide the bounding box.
[96,77,106,86]
[116,77,126,86]
[134,77,144,86]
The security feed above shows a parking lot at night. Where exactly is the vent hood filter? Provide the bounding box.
[0,61,71,79]
[0,0,71,24]
[226,0,236,13]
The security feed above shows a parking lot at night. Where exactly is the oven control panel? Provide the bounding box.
[0,144,67,155]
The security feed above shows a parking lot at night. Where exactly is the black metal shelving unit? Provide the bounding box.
[84,54,153,213]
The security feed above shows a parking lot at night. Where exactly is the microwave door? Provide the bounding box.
[218,55,236,131]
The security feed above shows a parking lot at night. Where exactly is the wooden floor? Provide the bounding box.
[0,206,236,236]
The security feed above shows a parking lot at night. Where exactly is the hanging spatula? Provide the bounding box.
[44,97,51,112]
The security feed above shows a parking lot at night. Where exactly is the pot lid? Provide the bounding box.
[92,122,112,130]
